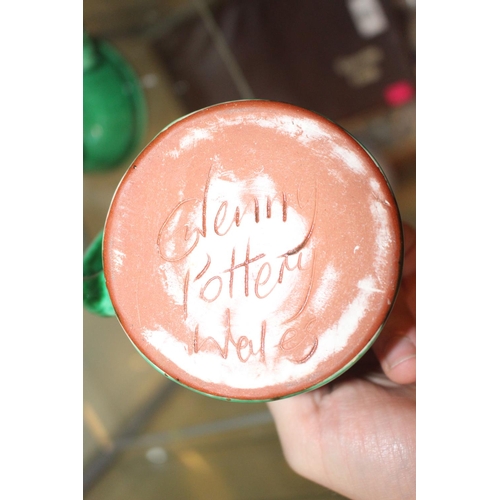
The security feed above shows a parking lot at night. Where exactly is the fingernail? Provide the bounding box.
[383,335,416,371]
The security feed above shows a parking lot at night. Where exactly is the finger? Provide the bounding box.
[373,306,416,384]
[401,223,416,318]
[372,223,416,384]
[402,223,416,278]
[267,393,329,489]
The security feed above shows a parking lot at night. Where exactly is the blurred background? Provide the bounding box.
[83,0,415,498]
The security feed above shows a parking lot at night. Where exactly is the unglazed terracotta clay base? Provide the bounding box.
[103,100,403,401]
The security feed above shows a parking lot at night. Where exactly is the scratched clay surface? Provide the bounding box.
[103,100,403,400]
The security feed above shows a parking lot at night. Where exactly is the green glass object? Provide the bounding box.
[83,231,115,316]
[83,32,147,172]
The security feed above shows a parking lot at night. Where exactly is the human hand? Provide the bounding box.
[268,223,416,500]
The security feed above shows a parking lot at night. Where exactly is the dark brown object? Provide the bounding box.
[154,0,414,120]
